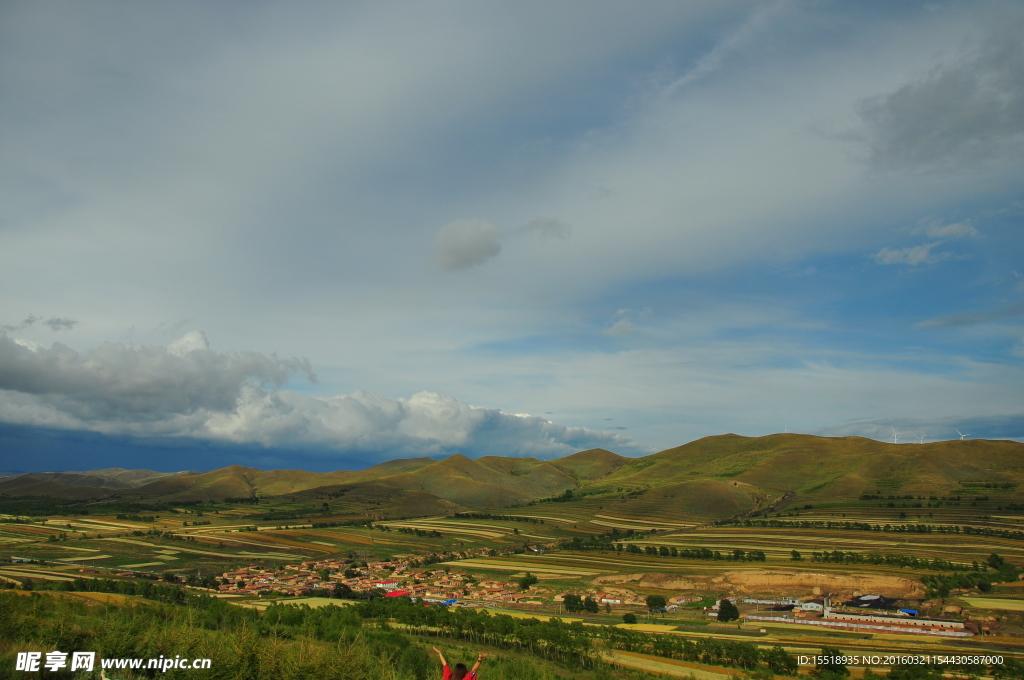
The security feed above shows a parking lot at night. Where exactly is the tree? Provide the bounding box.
[584,596,599,613]
[517,572,538,591]
[764,645,798,675]
[318,568,331,581]
[162,571,177,583]
[717,598,740,622]
[791,550,803,561]
[645,594,667,613]
[814,646,850,678]
[623,613,637,624]
[563,593,583,612]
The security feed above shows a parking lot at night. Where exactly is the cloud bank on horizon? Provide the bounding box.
[0,331,635,461]
[1,1,1023,470]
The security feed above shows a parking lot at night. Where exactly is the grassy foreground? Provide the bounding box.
[0,591,650,680]
[4,590,1024,680]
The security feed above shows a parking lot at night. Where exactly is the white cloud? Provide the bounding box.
[0,332,635,458]
[873,217,977,268]
[604,319,636,337]
[872,242,946,266]
[433,220,502,271]
[913,218,978,240]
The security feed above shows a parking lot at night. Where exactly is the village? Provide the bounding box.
[204,558,980,636]
[208,555,693,605]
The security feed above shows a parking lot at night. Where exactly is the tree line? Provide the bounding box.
[453,512,547,524]
[717,518,1024,541]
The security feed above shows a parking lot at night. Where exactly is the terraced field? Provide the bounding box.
[3,434,1023,662]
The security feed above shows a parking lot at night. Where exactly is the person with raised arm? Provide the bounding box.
[432,647,487,680]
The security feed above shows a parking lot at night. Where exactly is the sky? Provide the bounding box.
[1,1,1023,473]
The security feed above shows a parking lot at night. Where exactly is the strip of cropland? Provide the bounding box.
[383,521,508,539]
[442,557,607,576]
[101,537,304,560]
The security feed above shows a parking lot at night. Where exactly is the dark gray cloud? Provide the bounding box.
[0,330,313,423]
[2,315,78,332]
[0,331,636,457]
[433,217,571,271]
[859,18,1024,170]
[919,300,1024,328]
[433,220,502,271]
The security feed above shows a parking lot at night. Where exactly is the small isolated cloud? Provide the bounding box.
[43,317,77,331]
[913,218,978,240]
[604,318,635,337]
[433,219,502,271]
[0,332,635,458]
[516,218,571,239]
[872,243,946,266]
[2,315,78,332]
[433,217,570,271]
[919,300,1024,328]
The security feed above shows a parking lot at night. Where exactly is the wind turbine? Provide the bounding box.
[955,428,970,441]
[890,426,901,444]
[916,435,925,444]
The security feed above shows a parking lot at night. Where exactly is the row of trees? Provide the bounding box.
[634,545,767,561]
[719,518,1024,541]
[804,550,970,571]
[453,513,546,524]
[14,576,188,605]
[599,624,794,673]
[392,527,443,537]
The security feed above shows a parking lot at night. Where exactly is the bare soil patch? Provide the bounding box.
[594,568,923,597]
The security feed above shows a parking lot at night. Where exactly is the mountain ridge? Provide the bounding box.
[1,434,1020,517]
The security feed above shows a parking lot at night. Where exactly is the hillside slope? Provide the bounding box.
[587,434,1024,511]
[5,435,1022,517]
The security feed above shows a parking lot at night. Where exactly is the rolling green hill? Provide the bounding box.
[3,434,1021,518]
[592,434,1024,499]
[549,448,627,483]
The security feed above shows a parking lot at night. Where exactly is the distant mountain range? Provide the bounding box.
[1,434,1021,518]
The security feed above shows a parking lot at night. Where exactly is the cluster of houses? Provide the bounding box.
[212,557,536,602]
[550,587,652,608]
[208,560,974,637]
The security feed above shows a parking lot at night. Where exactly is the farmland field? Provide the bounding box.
[3,435,1024,678]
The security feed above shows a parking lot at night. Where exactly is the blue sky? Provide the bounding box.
[1,1,1023,472]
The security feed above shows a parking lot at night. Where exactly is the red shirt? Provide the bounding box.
[443,665,476,680]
